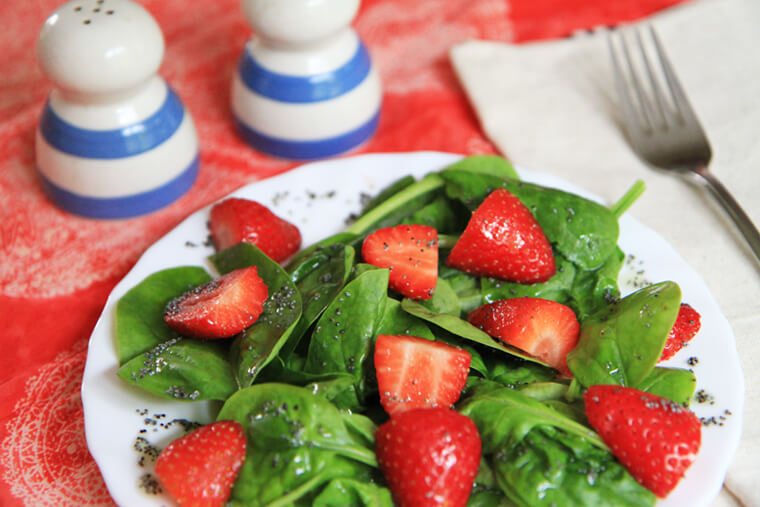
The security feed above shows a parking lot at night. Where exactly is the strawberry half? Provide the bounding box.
[446,188,555,283]
[361,224,438,300]
[584,385,701,498]
[660,303,701,361]
[468,297,579,376]
[164,266,268,339]
[209,198,302,262]
[376,407,481,507]
[155,420,247,507]
[374,334,471,415]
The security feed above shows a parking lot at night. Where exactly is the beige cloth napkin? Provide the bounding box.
[451,0,760,505]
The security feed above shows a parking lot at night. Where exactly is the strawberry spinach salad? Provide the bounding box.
[115,155,702,506]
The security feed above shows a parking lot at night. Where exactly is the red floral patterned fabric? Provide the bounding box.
[0,0,687,504]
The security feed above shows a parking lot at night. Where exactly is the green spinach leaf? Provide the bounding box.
[489,425,655,507]
[117,337,236,401]
[305,269,390,398]
[312,478,393,507]
[217,383,377,467]
[115,266,212,365]
[637,367,697,406]
[285,243,355,356]
[567,281,681,389]
[457,385,605,452]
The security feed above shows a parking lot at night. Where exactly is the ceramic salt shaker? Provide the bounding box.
[231,0,382,160]
[35,0,199,219]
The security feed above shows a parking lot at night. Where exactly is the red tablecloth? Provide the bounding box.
[0,0,686,504]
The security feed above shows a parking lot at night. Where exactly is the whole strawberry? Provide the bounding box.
[660,303,701,361]
[584,385,701,498]
[376,407,481,507]
[155,420,247,507]
[446,188,555,283]
[209,198,301,262]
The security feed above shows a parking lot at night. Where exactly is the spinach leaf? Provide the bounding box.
[401,299,547,366]
[439,265,483,315]
[286,232,360,272]
[211,243,303,387]
[481,254,576,306]
[228,446,373,507]
[402,195,467,233]
[567,247,624,319]
[414,276,461,316]
[312,478,392,507]
[378,298,435,339]
[489,425,655,507]
[457,385,605,452]
[442,154,520,181]
[304,269,390,398]
[217,383,377,467]
[117,337,236,401]
[285,243,355,356]
[256,359,363,411]
[637,367,697,406]
[567,281,681,389]
[115,266,212,365]
[484,356,557,387]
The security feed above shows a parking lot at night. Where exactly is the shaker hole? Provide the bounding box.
[83,19,91,24]
[74,6,82,11]
[106,10,114,14]
[93,7,101,12]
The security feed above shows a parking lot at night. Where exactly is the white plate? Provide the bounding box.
[82,151,743,506]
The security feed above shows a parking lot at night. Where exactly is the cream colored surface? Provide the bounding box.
[450,0,760,505]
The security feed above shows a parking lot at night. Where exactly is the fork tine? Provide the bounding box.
[607,30,646,134]
[648,25,695,125]
[634,28,668,128]
[619,28,657,133]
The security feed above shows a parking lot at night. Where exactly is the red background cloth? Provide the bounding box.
[0,0,686,504]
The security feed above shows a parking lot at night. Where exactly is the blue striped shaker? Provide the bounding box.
[232,0,381,160]
[35,0,199,219]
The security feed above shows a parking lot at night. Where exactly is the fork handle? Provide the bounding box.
[695,167,760,263]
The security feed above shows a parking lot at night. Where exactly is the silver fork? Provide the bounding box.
[607,25,760,262]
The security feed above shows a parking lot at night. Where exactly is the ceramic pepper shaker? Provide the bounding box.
[35,0,199,219]
[231,0,382,160]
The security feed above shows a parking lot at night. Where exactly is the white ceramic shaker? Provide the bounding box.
[36,0,199,219]
[231,0,382,160]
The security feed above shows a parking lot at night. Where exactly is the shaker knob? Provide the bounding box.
[37,0,164,99]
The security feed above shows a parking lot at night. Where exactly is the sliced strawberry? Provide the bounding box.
[376,407,481,507]
[374,334,471,415]
[361,224,438,300]
[155,420,247,507]
[164,266,268,339]
[446,188,555,283]
[660,303,701,361]
[467,297,579,376]
[584,385,701,498]
[209,198,301,262]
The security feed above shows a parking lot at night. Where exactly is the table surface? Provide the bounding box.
[1,0,740,506]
